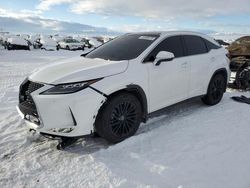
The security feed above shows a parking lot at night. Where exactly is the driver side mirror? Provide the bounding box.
[154,51,175,66]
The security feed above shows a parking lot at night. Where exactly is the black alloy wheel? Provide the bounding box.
[95,93,142,143]
[202,74,226,105]
[110,101,138,138]
[211,76,224,101]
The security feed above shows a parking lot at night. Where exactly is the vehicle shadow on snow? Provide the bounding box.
[66,97,208,154]
[137,97,206,134]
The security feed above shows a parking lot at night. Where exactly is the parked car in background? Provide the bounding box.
[33,39,43,49]
[216,39,230,47]
[81,37,104,49]
[87,37,103,48]
[53,35,64,43]
[20,34,30,40]
[0,35,4,50]
[17,31,230,144]
[58,38,84,50]
[0,34,4,47]
[28,35,41,49]
[6,36,30,50]
[40,36,58,51]
[1,34,11,49]
[81,38,93,48]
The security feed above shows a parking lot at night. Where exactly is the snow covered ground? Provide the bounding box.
[0,49,250,188]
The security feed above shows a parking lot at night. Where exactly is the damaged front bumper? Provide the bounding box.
[16,105,40,130]
[17,80,106,138]
[16,105,77,138]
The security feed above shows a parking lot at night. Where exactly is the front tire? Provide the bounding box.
[95,93,142,143]
[202,74,226,105]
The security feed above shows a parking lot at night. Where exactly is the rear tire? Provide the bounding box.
[95,93,142,143]
[7,43,12,50]
[202,74,226,105]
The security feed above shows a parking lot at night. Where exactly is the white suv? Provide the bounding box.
[18,31,230,143]
[58,38,84,50]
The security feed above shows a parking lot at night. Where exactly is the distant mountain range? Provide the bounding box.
[210,32,246,41]
[0,16,120,36]
[0,16,247,40]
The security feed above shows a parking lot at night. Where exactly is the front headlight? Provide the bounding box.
[41,79,102,95]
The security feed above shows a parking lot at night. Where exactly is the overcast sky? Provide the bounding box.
[0,0,250,34]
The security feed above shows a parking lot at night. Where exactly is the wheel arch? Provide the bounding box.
[208,68,228,92]
[98,84,148,123]
[125,84,148,122]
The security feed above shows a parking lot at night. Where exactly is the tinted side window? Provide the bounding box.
[204,39,221,51]
[144,36,184,62]
[183,35,207,56]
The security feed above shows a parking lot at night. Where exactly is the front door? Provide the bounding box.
[144,36,189,112]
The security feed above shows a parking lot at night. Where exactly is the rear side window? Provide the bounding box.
[144,36,184,62]
[204,39,221,51]
[183,35,207,56]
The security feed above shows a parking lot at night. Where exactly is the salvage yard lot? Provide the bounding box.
[0,50,250,188]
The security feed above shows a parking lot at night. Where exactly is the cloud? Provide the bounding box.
[33,0,250,33]
[39,20,63,31]
[0,8,61,31]
[0,8,118,35]
[1,0,250,34]
[36,0,76,11]
[0,8,42,19]
[0,7,118,35]
[37,0,250,19]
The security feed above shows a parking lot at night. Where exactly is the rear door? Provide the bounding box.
[182,35,209,97]
[144,36,189,112]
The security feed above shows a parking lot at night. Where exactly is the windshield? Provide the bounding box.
[65,39,80,43]
[86,34,159,61]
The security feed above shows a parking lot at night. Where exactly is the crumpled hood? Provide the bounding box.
[29,57,129,84]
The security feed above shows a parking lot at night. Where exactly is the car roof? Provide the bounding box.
[129,31,206,37]
[127,31,217,44]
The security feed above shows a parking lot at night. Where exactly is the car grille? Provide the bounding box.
[19,79,44,118]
